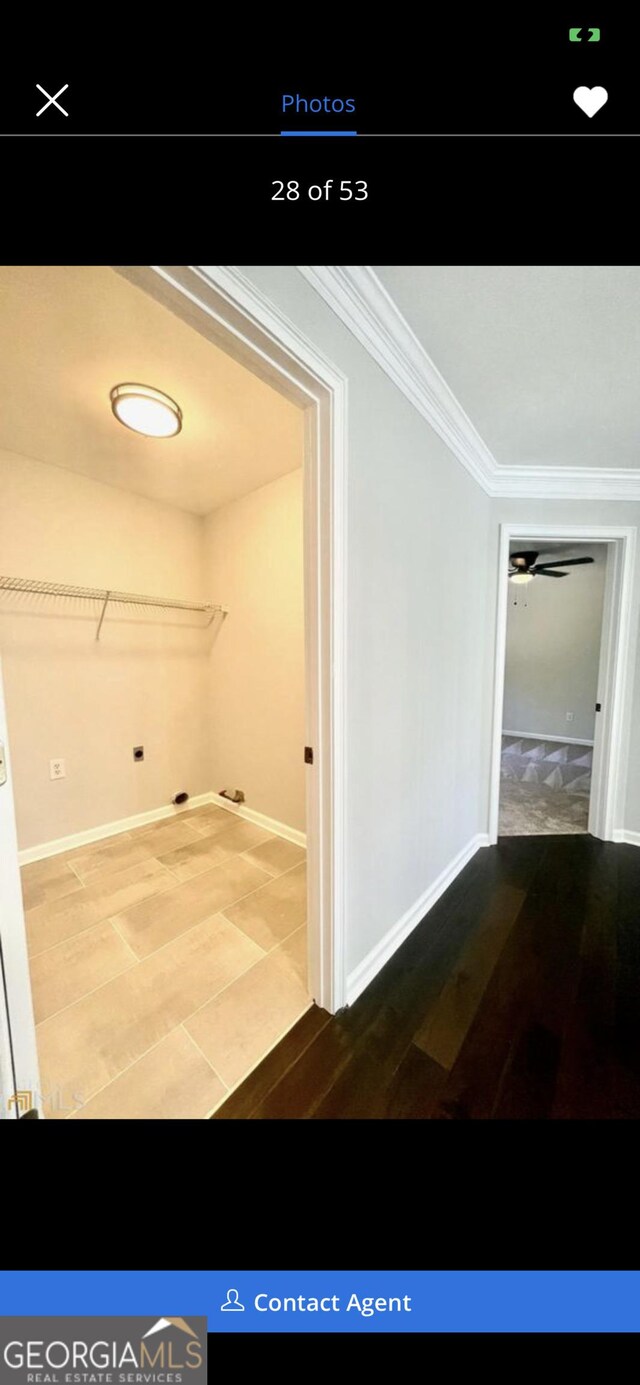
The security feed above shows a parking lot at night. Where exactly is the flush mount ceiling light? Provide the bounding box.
[110,383,182,438]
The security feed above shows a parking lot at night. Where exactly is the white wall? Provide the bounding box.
[503,546,607,742]
[204,468,305,832]
[236,268,493,982]
[0,450,209,849]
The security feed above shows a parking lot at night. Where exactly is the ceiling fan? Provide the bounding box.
[508,550,594,584]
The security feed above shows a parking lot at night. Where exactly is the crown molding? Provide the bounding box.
[298,266,640,503]
[483,465,640,501]
[298,264,497,493]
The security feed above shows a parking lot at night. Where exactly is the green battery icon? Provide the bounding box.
[569,27,600,41]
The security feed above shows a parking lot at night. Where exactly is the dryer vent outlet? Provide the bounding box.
[220,787,245,804]
[173,791,189,806]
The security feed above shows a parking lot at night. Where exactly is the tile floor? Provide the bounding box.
[21,804,309,1119]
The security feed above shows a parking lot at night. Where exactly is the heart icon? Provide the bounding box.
[573,86,608,117]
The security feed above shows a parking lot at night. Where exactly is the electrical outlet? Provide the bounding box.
[566,711,575,722]
[50,758,66,780]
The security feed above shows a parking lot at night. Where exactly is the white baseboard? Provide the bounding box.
[19,791,306,865]
[18,793,217,866]
[612,829,640,847]
[209,793,306,848]
[345,832,490,1006]
[503,729,594,748]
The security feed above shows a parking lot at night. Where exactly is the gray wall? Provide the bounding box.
[503,545,607,743]
[236,266,492,982]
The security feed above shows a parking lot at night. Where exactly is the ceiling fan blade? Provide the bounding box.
[534,557,594,569]
[536,569,568,577]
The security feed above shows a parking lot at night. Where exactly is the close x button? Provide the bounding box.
[36,83,69,117]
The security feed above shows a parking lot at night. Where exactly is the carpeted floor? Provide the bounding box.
[499,734,592,836]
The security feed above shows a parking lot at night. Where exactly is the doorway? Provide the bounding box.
[0,264,346,1118]
[499,539,606,834]
[489,524,637,844]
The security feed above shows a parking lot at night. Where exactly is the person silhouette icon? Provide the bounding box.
[221,1289,245,1312]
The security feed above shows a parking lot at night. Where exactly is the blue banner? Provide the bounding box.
[1,1272,640,1332]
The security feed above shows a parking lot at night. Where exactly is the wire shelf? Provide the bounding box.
[0,575,228,639]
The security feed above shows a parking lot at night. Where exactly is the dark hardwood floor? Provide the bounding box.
[213,835,640,1120]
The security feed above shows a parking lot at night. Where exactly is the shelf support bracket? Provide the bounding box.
[96,591,111,641]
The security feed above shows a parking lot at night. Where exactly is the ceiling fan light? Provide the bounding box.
[510,572,534,584]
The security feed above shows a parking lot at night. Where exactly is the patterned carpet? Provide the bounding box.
[499,735,592,836]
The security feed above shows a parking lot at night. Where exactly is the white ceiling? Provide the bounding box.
[0,266,302,514]
[374,266,640,471]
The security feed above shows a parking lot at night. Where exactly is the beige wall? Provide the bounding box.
[503,545,607,742]
[204,469,305,833]
[0,450,210,849]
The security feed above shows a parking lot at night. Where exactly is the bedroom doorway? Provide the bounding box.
[489,524,637,845]
[498,539,606,835]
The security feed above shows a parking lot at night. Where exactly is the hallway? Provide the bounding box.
[214,835,640,1120]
